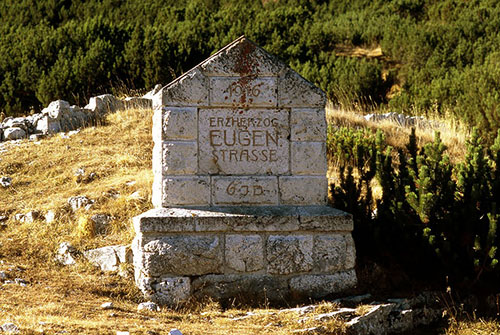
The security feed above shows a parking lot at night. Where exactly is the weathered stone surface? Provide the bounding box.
[298,207,353,230]
[266,235,313,274]
[0,176,12,188]
[291,142,327,175]
[152,277,191,305]
[198,108,289,175]
[200,38,285,77]
[225,235,264,272]
[192,274,289,303]
[85,94,124,115]
[134,207,351,233]
[90,213,113,235]
[345,234,356,269]
[289,269,357,299]
[291,108,326,141]
[84,245,132,272]
[0,323,19,333]
[137,301,160,312]
[212,176,278,205]
[279,176,327,205]
[56,242,79,265]
[162,177,210,206]
[155,68,208,107]
[278,68,326,107]
[3,127,26,140]
[162,141,198,175]
[134,36,355,304]
[209,77,277,107]
[143,236,222,276]
[67,195,94,211]
[313,235,346,272]
[160,107,197,141]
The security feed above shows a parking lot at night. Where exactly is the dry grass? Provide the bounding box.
[0,106,496,334]
[326,101,469,163]
[0,107,350,334]
[446,320,500,335]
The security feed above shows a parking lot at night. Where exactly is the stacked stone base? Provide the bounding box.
[132,206,357,306]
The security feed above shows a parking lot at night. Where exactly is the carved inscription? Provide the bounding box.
[199,109,290,175]
[213,177,278,205]
[209,77,277,107]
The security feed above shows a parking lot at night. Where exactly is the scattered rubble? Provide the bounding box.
[67,196,94,211]
[101,302,114,310]
[56,242,79,265]
[83,245,132,272]
[0,176,12,188]
[0,323,19,333]
[138,301,160,312]
[364,112,443,129]
[0,87,159,144]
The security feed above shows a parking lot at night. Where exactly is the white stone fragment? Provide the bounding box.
[137,301,160,312]
[101,302,114,310]
[3,127,26,140]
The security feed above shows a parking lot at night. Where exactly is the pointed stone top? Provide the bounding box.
[199,35,286,76]
[155,36,326,108]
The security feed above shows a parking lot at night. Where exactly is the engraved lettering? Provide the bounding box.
[209,130,222,146]
[253,185,264,196]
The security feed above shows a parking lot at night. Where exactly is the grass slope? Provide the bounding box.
[0,107,496,334]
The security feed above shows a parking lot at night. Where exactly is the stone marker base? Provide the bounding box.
[132,206,357,306]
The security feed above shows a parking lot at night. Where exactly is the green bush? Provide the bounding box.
[328,126,500,290]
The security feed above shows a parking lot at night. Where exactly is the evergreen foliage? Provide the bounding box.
[1,0,499,139]
[329,127,500,290]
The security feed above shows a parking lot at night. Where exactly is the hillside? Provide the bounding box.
[1,0,500,141]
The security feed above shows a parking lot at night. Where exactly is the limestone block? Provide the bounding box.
[162,177,210,206]
[84,245,131,272]
[289,269,357,299]
[142,235,222,276]
[279,176,327,205]
[156,68,208,107]
[297,206,354,231]
[225,235,264,272]
[36,115,61,134]
[162,141,198,175]
[198,108,289,175]
[200,38,285,76]
[212,176,278,206]
[266,235,313,274]
[191,274,289,304]
[345,234,356,269]
[291,108,326,141]
[278,68,326,107]
[209,77,277,107]
[152,277,191,306]
[161,107,198,141]
[291,142,327,175]
[313,235,346,272]
[3,127,26,140]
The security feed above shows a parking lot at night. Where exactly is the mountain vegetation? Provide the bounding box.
[1,0,500,141]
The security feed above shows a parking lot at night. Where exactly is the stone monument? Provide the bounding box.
[132,36,357,305]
